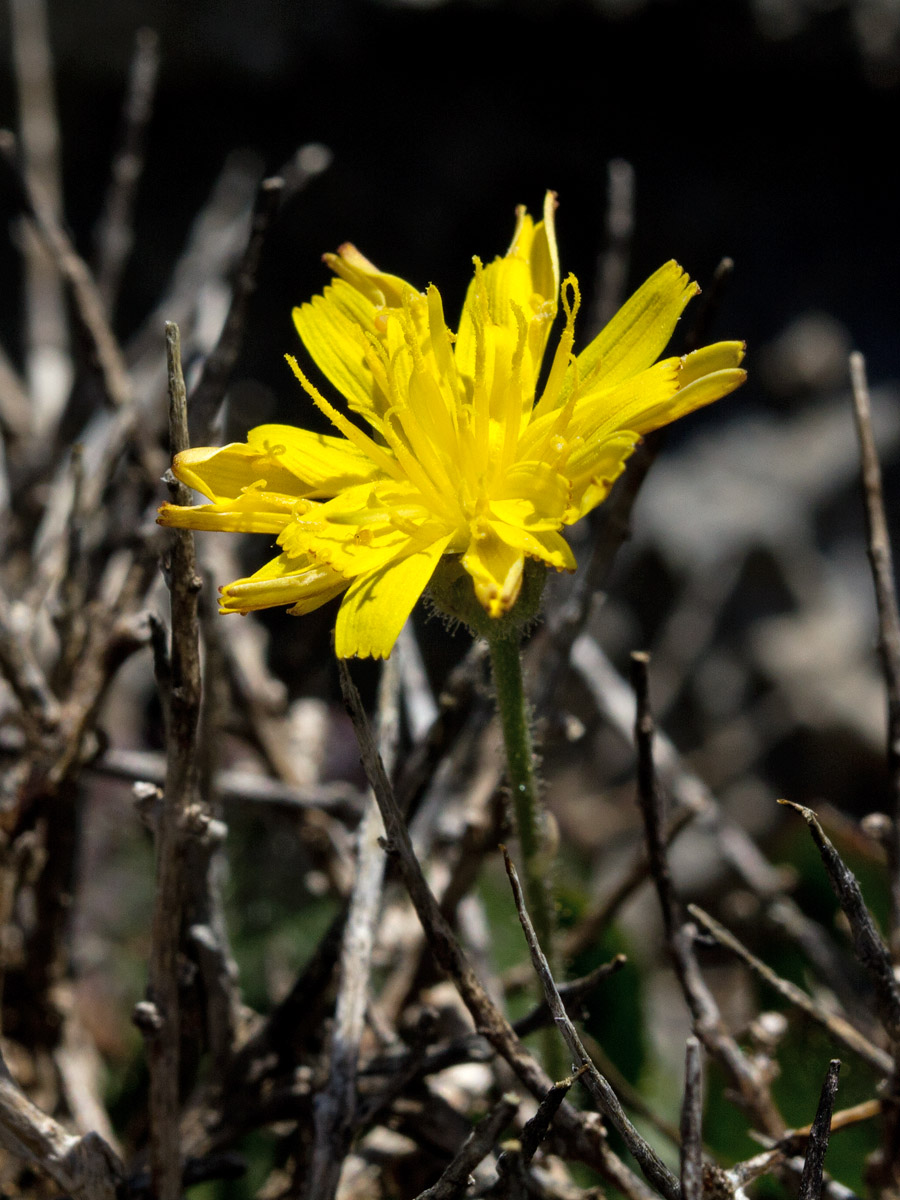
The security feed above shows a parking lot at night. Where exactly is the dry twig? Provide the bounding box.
[143,322,202,1200]
[680,1037,703,1200]
[798,1060,841,1200]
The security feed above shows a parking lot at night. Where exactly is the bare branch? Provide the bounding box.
[589,158,635,333]
[631,652,786,1140]
[501,845,681,1200]
[780,799,900,1054]
[0,1046,123,1200]
[144,322,202,1200]
[849,349,900,959]
[337,660,657,1196]
[680,1037,703,1200]
[688,903,892,1076]
[683,257,734,353]
[798,1060,841,1200]
[93,28,160,314]
[0,130,131,412]
[188,175,284,444]
[306,657,401,1200]
[414,1092,519,1200]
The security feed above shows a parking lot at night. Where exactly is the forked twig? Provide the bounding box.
[500,845,681,1200]
[413,1092,518,1200]
[779,799,900,1056]
[631,651,786,1140]
[688,903,892,1076]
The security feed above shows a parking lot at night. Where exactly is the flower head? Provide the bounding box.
[159,195,745,658]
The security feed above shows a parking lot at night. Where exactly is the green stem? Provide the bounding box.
[486,628,556,968]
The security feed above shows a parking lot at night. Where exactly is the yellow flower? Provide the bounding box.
[158,194,746,659]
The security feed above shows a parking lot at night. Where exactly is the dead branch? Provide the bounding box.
[780,799,900,1055]
[92,28,159,315]
[338,660,658,1197]
[188,175,284,444]
[631,651,786,1141]
[414,1091,518,1200]
[679,1037,703,1200]
[307,657,401,1200]
[501,845,681,1200]
[688,903,892,1076]
[0,1044,123,1200]
[850,350,900,960]
[143,322,202,1200]
[798,1060,841,1200]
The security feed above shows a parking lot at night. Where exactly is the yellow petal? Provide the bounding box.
[323,243,416,309]
[461,522,526,618]
[335,534,453,659]
[293,284,386,421]
[568,261,699,398]
[173,443,307,503]
[648,366,746,431]
[490,521,577,572]
[219,554,348,614]
[565,431,640,521]
[158,489,301,534]
[572,357,683,443]
[456,196,560,381]
[173,425,382,506]
[247,424,383,494]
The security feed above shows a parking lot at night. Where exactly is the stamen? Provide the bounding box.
[285,355,403,482]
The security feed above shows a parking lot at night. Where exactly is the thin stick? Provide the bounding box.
[306,657,400,1200]
[0,130,131,412]
[849,350,900,959]
[779,799,900,1054]
[74,743,363,818]
[188,175,284,444]
[501,845,681,1200]
[688,903,893,1076]
[0,1046,123,1200]
[519,1068,587,1164]
[590,158,635,333]
[93,28,159,314]
[0,586,61,733]
[145,323,201,1200]
[337,661,659,1197]
[9,0,70,436]
[680,1037,703,1200]
[683,257,734,353]
[413,1092,518,1200]
[513,957,627,1039]
[798,1061,841,1200]
[631,652,786,1140]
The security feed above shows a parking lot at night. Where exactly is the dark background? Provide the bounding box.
[3,0,899,413]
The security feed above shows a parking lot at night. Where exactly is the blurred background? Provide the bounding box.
[3,0,900,1194]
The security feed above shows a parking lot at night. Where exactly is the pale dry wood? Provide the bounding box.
[306,657,401,1200]
[679,1037,703,1200]
[0,1046,123,1200]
